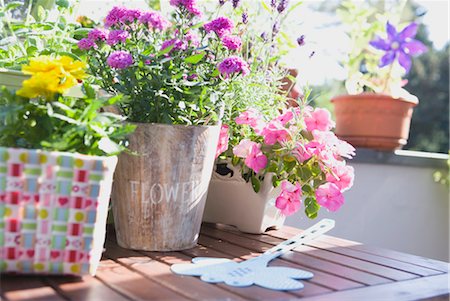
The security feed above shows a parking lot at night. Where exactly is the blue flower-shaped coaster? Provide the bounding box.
[171,219,335,291]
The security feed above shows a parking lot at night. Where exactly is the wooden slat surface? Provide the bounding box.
[1,223,449,301]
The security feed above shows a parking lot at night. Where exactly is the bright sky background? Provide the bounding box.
[76,0,450,85]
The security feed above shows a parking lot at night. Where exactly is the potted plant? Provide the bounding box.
[0,55,133,275]
[203,0,355,233]
[78,3,249,250]
[331,1,427,150]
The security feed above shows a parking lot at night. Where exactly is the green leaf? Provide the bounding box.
[304,197,320,219]
[82,83,96,99]
[55,0,69,8]
[73,28,90,36]
[5,1,23,11]
[261,0,271,12]
[251,175,261,193]
[55,51,82,61]
[184,52,206,64]
[287,1,303,14]
[157,45,174,57]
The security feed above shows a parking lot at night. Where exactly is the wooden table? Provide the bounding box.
[2,223,449,301]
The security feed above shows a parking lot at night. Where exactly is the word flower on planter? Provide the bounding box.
[78,3,249,251]
[0,56,133,275]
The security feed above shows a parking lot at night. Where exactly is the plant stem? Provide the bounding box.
[382,62,394,93]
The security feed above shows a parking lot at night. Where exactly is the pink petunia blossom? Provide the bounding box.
[276,109,295,125]
[326,165,355,192]
[315,182,344,212]
[218,56,249,78]
[275,181,302,216]
[77,38,97,50]
[244,144,268,174]
[233,139,257,158]
[221,35,242,50]
[204,17,234,37]
[235,109,261,127]
[293,143,313,163]
[261,120,291,145]
[304,108,335,132]
[138,11,170,30]
[216,124,229,158]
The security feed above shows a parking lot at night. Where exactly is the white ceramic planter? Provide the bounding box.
[203,161,285,234]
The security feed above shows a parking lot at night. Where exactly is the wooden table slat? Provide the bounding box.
[1,277,65,301]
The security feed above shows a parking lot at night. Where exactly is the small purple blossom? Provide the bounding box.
[218,56,249,78]
[138,11,170,30]
[107,30,129,46]
[107,50,134,69]
[88,28,108,42]
[277,0,288,13]
[221,35,242,50]
[78,38,97,50]
[369,22,427,72]
[297,35,305,46]
[104,7,127,28]
[161,38,186,52]
[121,8,142,23]
[272,21,280,36]
[219,0,226,5]
[260,32,268,42]
[188,74,198,80]
[204,17,234,37]
[232,0,240,9]
[242,12,248,24]
[170,0,202,16]
[270,0,276,8]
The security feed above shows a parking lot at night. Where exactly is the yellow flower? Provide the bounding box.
[17,55,87,99]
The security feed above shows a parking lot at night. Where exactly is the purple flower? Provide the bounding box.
[242,12,248,24]
[218,56,249,78]
[277,0,288,13]
[272,21,280,36]
[107,50,134,69]
[219,0,226,5]
[204,17,234,37]
[170,0,202,16]
[138,11,170,30]
[221,35,242,50]
[370,22,427,72]
[107,30,129,46]
[260,32,268,42]
[121,8,142,24]
[88,28,109,42]
[232,0,240,8]
[161,38,186,52]
[78,38,97,50]
[185,31,200,47]
[297,35,305,46]
[105,7,127,28]
[270,0,276,8]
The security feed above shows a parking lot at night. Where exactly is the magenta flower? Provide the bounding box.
[105,7,127,28]
[170,0,202,16]
[204,17,234,37]
[235,108,265,133]
[161,38,186,52]
[107,50,134,69]
[233,139,257,158]
[88,28,109,42]
[293,143,313,163]
[185,31,200,47]
[244,144,268,174]
[276,109,295,125]
[370,22,427,72]
[326,165,354,192]
[138,11,170,30]
[315,182,344,212]
[275,181,302,216]
[78,38,97,50]
[121,8,142,24]
[216,124,229,158]
[221,35,242,50]
[261,121,290,145]
[304,108,335,132]
[107,30,129,46]
[218,56,249,78]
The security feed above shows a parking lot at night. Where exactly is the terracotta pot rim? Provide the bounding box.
[129,122,220,129]
[331,93,419,106]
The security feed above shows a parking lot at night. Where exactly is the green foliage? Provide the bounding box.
[0,85,135,156]
[0,0,86,69]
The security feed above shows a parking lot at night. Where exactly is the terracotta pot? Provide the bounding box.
[331,93,418,150]
[111,123,220,251]
[203,160,285,234]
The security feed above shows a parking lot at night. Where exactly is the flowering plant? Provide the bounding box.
[338,1,427,100]
[0,55,134,155]
[211,1,355,219]
[78,3,249,124]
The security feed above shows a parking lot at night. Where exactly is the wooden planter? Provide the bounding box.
[111,123,220,251]
[203,160,285,234]
[0,147,117,275]
[331,93,418,150]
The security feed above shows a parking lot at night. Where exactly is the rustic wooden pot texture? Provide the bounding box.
[331,93,418,151]
[111,123,220,251]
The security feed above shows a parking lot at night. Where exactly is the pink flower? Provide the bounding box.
[216,124,229,158]
[218,56,249,78]
[107,30,129,45]
[77,38,96,50]
[335,139,356,159]
[88,28,109,42]
[326,165,354,192]
[315,182,344,212]
[233,139,257,158]
[275,181,302,216]
[293,143,313,163]
[244,144,268,174]
[138,11,170,30]
[261,121,290,145]
[105,7,128,28]
[221,35,242,50]
[235,109,261,127]
[276,109,294,125]
[107,50,134,69]
[304,108,335,132]
[170,0,202,16]
[204,17,234,37]
[161,38,186,52]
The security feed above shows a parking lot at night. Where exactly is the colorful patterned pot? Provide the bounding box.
[0,147,117,275]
